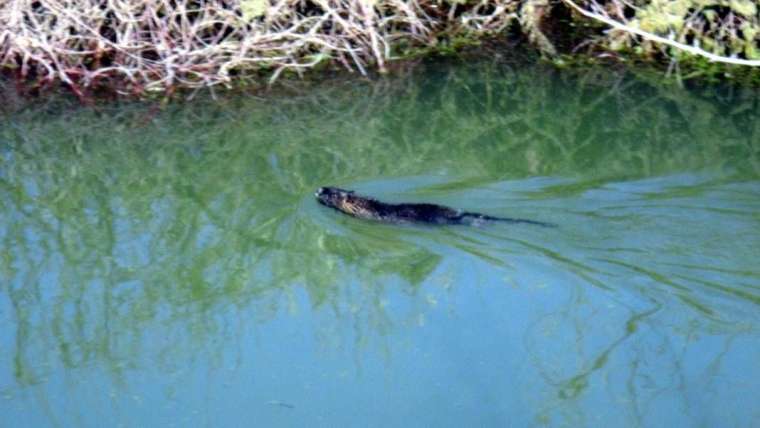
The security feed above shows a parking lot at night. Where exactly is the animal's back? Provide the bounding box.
[377,203,463,224]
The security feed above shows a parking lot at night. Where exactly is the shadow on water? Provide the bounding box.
[1,59,760,425]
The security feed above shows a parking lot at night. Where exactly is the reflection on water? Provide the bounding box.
[1,60,760,426]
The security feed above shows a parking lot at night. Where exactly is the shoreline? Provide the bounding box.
[1,0,759,100]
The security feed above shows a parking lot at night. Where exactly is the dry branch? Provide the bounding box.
[562,0,760,67]
[0,0,517,95]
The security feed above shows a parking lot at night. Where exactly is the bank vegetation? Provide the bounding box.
[1,0,759,97]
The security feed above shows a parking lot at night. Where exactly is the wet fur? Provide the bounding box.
[315,187,553,227]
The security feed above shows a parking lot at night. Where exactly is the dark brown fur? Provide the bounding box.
[315,187,553,227]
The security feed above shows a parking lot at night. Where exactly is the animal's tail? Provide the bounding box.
[461,212,556,228]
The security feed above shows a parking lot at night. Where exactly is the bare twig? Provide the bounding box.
[562,0,760,67]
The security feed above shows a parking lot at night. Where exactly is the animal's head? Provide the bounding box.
[315,187,355,209]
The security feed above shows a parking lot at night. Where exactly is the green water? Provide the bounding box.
[1,61,760,427]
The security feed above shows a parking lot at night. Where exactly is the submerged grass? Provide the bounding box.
[2,60,759,383]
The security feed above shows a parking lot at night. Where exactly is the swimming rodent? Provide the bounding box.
[315,187,553,227]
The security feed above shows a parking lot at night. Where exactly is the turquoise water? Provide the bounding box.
[1,61,760,427]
